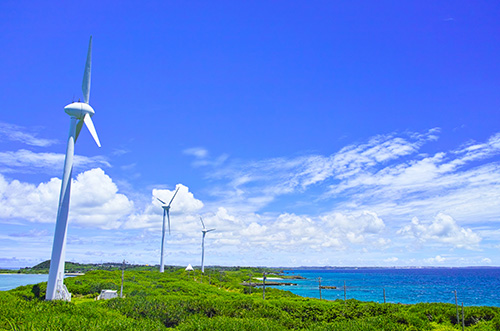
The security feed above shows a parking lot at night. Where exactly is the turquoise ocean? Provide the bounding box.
[0,274,48,291]
[268,268,500,307]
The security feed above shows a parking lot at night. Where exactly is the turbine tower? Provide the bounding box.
[199,217,215,273]
[46,36,101,301]
[156,187,180,273]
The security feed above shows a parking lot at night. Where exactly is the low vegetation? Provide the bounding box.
[1,268,499,330]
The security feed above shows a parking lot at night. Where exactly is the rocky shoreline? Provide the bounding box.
[241,281,298,287]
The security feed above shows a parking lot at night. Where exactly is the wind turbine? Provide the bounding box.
[155,187,180,273]
[199,217,215,273]
[46,36,101,301]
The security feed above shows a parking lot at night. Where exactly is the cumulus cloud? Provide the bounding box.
[199,129,500,235]
[5,128,500,266]
[124,184,203,230]
[70,169,134,229]
[398,213,481,249]
[203,208,389,253]
[0,168,132,229]
[0,122,57,147]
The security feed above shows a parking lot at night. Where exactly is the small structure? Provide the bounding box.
[185,264,194,279]
[97,290,118,300]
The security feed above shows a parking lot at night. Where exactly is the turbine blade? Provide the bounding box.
[207,228,216,232]
[74,119,84,143]
[199,217,205,229]
[156,197,166,205]
[82,36,92,104]
[83,113,101,147]
[166,209,171,235]
[168,187,180,207]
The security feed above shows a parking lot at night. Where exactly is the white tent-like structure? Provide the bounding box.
[185,264,194,271]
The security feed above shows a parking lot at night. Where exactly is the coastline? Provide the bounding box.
[274,268,500,307]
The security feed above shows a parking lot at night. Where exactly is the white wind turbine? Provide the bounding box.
[155,187,180,273]
[199,217,215,273]
[46,36,101,301]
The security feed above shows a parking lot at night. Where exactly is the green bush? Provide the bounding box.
[2,269,499,331]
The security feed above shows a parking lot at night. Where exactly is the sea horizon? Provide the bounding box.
[4,263,500,270]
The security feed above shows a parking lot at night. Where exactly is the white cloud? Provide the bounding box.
[153,184,204,214]
[320,211,385,235]
[384,257,399,263]
[183,147,228,167]
[124,184,203,230]
[126,130,500,263]
[0,149,110,173]
[241,222,267,236]
[325,132,500,225]
[398,213,481,249]
[424,255,446,264]
[330,130,437,180]
[0,122,57,147]
[183,147,208,159]
[70,169,134,229]
[204,209,389,253]
[5,128,500,266]
[206,129,440,213]
[0,168,132,230]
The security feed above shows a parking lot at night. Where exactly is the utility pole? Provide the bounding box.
[318,277,322,300]
[455,290,459,324]
[262,272,267,300]
[383,288,386,303]
[120,259,126,298]
[249,274,253,294]
[461,303,465,331]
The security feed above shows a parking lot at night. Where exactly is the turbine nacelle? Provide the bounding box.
[64,102,95,120]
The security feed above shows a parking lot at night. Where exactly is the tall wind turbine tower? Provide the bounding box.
[46,36,101,301]
[199,217,215,273]
[156,187,180,272]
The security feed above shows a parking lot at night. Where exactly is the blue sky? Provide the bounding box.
[1,1,500,268]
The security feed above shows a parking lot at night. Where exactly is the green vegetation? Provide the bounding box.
[0,260,279,275]
[1,268,499,330]
[0,260,166,274]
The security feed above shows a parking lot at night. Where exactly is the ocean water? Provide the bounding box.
[0,274,48,291]
[268,268,500,307]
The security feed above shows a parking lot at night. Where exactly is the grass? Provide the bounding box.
[1,268,499,330]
